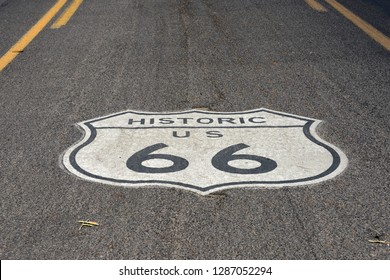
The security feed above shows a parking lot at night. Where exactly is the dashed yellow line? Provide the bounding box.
[0,0,68,71]
[305,0,328,12]
[51,0,84,29]
[324,0,390,51]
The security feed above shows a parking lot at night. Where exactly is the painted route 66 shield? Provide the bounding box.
[62,108,348,194]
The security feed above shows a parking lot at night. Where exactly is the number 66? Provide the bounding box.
[126,143,277,174]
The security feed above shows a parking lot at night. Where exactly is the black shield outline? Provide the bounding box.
[63,108,347,194]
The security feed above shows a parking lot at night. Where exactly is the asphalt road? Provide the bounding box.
[0,0,389,259]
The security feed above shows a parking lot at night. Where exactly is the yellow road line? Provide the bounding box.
[304,0,328,12]
[325,0,390,51]
[0,0,67,71]
[51,0,83,29]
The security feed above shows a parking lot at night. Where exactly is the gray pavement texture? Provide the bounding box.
[0,0,389,259]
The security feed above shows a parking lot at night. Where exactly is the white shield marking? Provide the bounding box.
[62,108,348,194]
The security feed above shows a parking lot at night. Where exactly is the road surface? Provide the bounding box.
[0,0,389,259]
